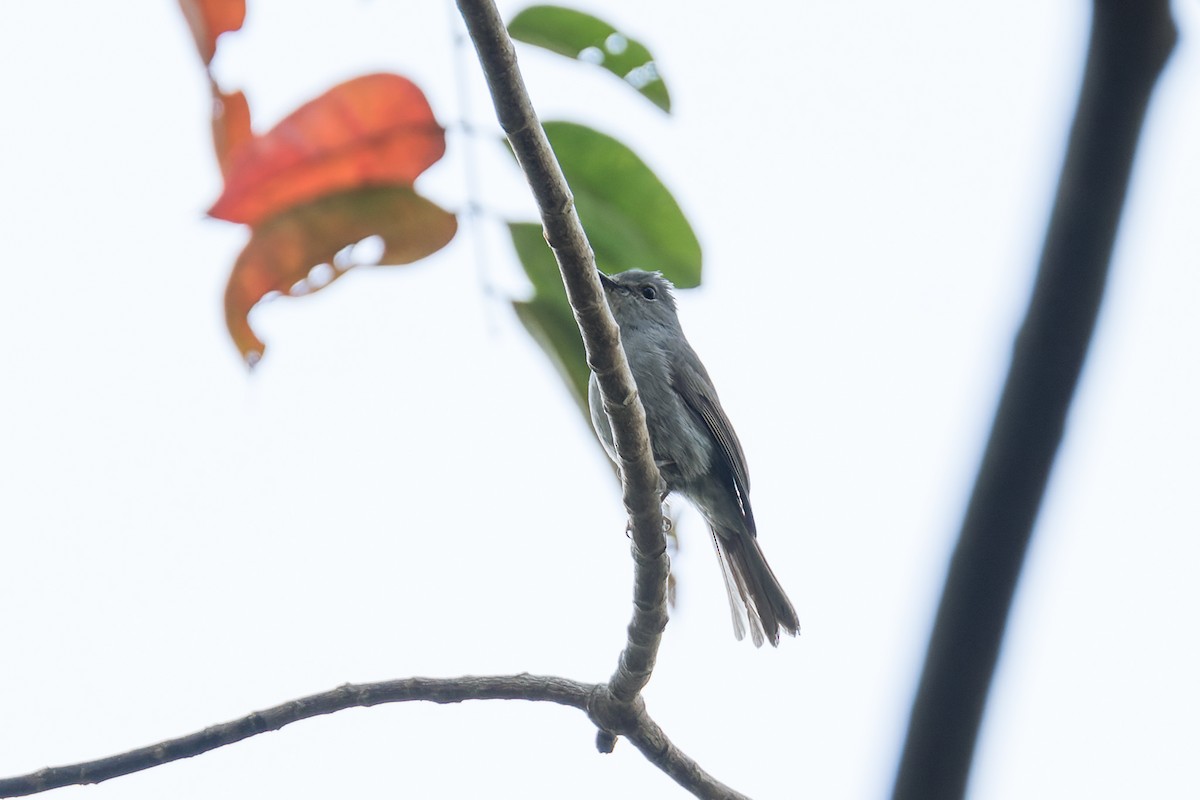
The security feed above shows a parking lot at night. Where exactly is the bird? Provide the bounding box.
[587,269,799,647]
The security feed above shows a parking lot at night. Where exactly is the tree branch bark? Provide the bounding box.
[0,674,745,800]
[453,0,669,706]
[626,710,752,800]
[0,675,591,798]
[892,2,1176,798]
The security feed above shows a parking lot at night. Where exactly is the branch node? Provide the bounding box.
[585,684,644,744]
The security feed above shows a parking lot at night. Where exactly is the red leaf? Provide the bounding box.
[178,0,245,66]
[224,186,458,364]
[211,85,252,178]
[209,73,446,226]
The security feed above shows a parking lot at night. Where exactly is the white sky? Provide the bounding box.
[1,1,1197,798]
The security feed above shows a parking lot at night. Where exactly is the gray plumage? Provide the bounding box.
[587,269,799,647]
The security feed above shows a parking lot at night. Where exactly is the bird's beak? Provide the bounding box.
[597,271,617,291]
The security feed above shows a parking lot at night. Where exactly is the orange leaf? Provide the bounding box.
[178,0,245,66]
[224,186,458,364]
[211,84,252,178]
[209,73,446,226]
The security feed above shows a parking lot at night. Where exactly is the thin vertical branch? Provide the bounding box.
[892,2,1176,798]
[453,0,669,705]
[454,3,740,796]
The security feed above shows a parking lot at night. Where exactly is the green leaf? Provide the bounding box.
[513,295,589,430]
[512,297,589,414]
[505,125,703,421]
[508,5,671,113]
[508,221,562,296]
[509,221,589,414]
[544,121,702,288]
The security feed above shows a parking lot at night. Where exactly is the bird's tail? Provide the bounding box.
[711,528,799,647]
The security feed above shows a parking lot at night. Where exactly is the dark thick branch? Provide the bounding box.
[454,0,668,703]
[892,2,1176,799]
[0,675,591,798]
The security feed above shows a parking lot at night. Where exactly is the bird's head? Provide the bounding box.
[597,269,680,330]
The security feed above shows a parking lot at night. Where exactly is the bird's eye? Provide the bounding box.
[641,285,657,300]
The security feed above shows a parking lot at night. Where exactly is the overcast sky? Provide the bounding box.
[1,2,1198,798]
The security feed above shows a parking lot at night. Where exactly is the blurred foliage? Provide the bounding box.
[180,0,701,416]
[509,5,671,112]
[225,187,456,363]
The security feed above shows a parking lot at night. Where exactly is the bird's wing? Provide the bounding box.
[671,352,755,533]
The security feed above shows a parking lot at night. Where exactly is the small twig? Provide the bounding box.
[0,675,592,798]
[892,2,1177,798]
[444,0,500,314]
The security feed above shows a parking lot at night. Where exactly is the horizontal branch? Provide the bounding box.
[0,674,592,798]
[1,673,747,800]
